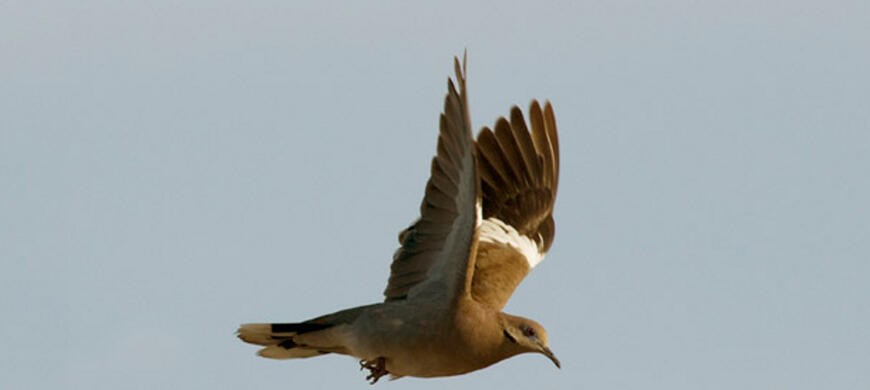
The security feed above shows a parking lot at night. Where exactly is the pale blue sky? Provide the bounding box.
[2,1,869,389]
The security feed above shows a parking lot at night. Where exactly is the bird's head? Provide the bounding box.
[498,313,560,368]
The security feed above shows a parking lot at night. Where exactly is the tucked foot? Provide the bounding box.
[359,357,388,384]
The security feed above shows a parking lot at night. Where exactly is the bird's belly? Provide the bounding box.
[347,302,485,378]
[384,347,480,378]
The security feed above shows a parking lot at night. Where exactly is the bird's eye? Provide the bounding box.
[524,327,536,338]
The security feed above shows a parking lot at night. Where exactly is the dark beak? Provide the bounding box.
[540,346,561,369]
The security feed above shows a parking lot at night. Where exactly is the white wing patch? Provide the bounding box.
[477,218,545,268]
[475,201,483,227]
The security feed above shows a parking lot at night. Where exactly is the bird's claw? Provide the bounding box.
[359,357,388,384]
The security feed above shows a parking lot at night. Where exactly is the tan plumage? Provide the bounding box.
[237,53,561,384]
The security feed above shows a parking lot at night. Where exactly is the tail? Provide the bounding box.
[237,304,378,360]
[237,322,332,359]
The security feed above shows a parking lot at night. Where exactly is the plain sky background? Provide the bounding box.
[2,1,869,389]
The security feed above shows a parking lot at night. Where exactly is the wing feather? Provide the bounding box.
[470,101,560,309]
[383,58,560,311]
[384,55,479,302]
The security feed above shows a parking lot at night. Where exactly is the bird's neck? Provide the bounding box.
[451,297,521,368]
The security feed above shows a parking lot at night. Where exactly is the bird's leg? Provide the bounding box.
[358,357,388,384]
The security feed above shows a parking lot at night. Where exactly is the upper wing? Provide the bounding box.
[470,101,559,310]
[383,55,480,302]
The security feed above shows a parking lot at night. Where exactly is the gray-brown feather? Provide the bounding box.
[468,101,560,310]
[475,101,559,252]
[384,55,478,301]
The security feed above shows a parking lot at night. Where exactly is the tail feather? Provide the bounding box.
[258,345,327,359]
[238,305,379,360]
[237,322,332,359]
[236,323,276,346]
[237,322,329,346]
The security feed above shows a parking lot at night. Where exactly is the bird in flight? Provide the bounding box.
[238,53,560,384]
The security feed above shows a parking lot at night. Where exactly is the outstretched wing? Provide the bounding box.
[470,101,559,310]
[383,55,480,302]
